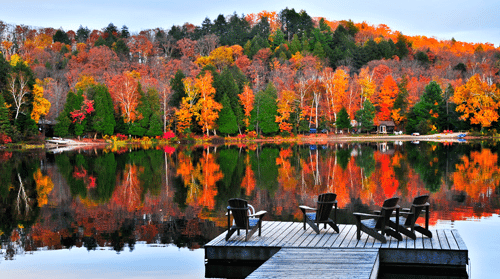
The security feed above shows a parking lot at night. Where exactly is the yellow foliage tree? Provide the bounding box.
[75,75,97,92]
[30,81,51,123]
[452,74,500,128]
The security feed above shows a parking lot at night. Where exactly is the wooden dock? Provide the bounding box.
[205,222,468,278]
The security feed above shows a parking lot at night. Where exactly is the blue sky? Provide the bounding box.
[2,0,499,45]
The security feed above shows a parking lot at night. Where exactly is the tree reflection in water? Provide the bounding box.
[0,141,499,261]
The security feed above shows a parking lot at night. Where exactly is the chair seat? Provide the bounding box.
[361,218,377,229]
[305,212,316,222]
[248,217,259,227]
[390,216,407,225]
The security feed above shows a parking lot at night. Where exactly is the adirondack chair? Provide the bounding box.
[353,197,403,244]
[388,194,432,239]
[299,193,340,234]
[225,198,267,241]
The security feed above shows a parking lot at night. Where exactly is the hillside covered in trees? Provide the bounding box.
[0,8,499,142]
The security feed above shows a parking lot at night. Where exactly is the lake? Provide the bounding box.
[0,140,499,278]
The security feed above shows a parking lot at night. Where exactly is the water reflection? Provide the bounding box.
[0,141,499,277]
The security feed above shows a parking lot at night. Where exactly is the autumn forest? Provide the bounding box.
[1,8,500,143]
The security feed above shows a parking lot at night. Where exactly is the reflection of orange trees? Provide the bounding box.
[276,147,297,191]
[275,147,299,215]
[453,149,500,200]
[241,153,255,195]
[327,159,352,207]
[372,152,399,203]
[193,150,223,210]
[182,219,202,238]
[137,224,159,243]
[177,152,194,186]
[34,169,54,207]
[31,224,61,249]
[112,164,144,212]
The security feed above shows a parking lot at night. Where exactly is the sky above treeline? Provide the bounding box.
[2,0,499,46]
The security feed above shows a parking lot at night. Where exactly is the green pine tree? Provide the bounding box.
[217,93,238,135]
[251,83,279,136]
[0,94,12,136]
[355,100,376,133]
[92,84,116,136]
[336,107,351,131]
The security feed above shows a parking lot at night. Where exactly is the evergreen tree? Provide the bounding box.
[289,34,302,54]
[145,89,163,137]
[336,107,351,131]
[169,70,186,108]
[355,100,376,133]
[406,81,445,134]
[251,83,279,135]
[217,93,238,135]
[53,29,71,45]
[55,90,83,137]
[214,68,244,130]
[0,94,12,135]
[92,84,116,136]
[129,84,149,137]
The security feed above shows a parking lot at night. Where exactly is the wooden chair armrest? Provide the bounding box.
[299,205,316,211]
[353,212,382,218]
[249,210,267,217]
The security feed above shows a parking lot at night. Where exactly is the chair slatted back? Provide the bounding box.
[228,198,249,228]
[316,193,337,222]
[375,197,399,229]
[404,195,429,226]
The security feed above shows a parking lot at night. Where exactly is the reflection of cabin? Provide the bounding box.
[377,142,395,155]
[377,121,395,134]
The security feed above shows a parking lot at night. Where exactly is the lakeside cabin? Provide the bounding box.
[377,121,395,134]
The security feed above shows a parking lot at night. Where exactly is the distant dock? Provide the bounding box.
[205,222,468,278]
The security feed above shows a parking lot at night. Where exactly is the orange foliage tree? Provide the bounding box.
[452,74,500,128]
[375,75,399,121]
[275,90,295,134]
[238,84,254,131]
[324,67,349,123]
[193,72,222,135]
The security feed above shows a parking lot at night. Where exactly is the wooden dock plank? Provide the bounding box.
[268,222,302,247]
[273,222,305,247]
[355,229,370,248]
[247,221,287,246]
[315,224,344,247]
[321,224,346,247]
[430,229,441,249]
[422,234,432,249]
[452,229,468,251]
[330,224,354,247]
[445,229,460,250]
[339,225,357,247]
[223,221,275,246]
[247,248,379,279]
[406,235,415,249]
[414,235,424,249]
[437,229,450,250]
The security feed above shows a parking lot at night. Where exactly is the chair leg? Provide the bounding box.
[226,228,236,241]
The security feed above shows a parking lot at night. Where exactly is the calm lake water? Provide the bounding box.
[0,140,499,278]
